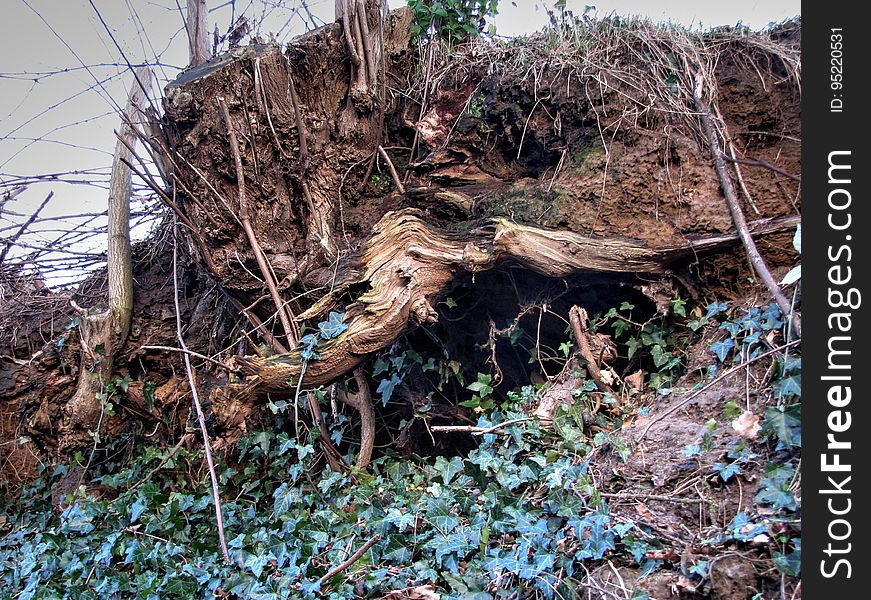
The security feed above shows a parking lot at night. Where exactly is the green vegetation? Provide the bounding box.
[408,0,499,43]
[1,301,800,597]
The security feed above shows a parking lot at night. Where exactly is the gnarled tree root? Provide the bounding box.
[211,209,798,412]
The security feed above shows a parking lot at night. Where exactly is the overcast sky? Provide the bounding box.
[1,0,800,283]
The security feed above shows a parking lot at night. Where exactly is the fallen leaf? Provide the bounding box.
[383,585,441,600]
[732,410,761,439]
[676,575,697,591]
[751,533,771,544]
[624,370,644,391]
[635,503,654,519]
[599,367,618,386]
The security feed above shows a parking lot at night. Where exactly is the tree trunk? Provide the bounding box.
[187,0,211,67]
[62,67,152,449]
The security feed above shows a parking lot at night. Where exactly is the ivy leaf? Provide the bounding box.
[130,495,148,523]
[467,375,493,397]
[626,337,641,361]
[377,374,401,405]
[318,311,348,339]
[774,373,801,398]
[435,456,465,485]
[300,333,319,348]
[773,538,801,576]
[612,319,630,339]
[427,531,474,570]
[650,345,670,368]
[763,405,801,447]
[689,560,708,577]
[166,578,198,596]
[705,301,730,318]
[273,483,299,516]
[683,444,701,457]
[245,553,269,578]
[755,463,798,511]
[426,497,460,533]
[709,338,734,362]
[712,462,742,481]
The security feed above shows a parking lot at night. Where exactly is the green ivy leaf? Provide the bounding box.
[773,538,801,576]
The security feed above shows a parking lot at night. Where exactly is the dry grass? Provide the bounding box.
[407,15,800,148]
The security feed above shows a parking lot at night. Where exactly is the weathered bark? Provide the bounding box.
[186,0,211,67]
[62,67,152,448]
[199,210,798,426]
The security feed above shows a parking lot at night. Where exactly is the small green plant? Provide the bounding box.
[460,372,496,412]
[594,299,691,390]
[408,0,499,43]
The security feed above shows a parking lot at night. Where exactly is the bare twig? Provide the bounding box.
[692,73,800,337]
[218,96,300,348]
[430,418,533,436]
[355,0,376,88]
[307,391,348,472]
[140,345,239,372]
[722,154,800,181]
[171,217,231,565]
[377,146,406,195]
[317,534,381,586]
[600,492,704,504]
[569,306,616,395]
[636,339,800,443]
[0,192,53,264]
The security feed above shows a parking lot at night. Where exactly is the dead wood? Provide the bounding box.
[569,306,616,396]
[220,210,797,407]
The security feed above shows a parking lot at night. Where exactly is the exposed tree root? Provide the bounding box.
[218,210,798,410]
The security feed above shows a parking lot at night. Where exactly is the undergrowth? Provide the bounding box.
[1,300,800,599]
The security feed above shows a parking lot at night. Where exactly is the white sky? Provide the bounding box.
[0,0,799,283]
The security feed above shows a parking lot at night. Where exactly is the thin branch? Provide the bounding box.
[317,534,381,586]
[140,345,239,372]
[636,339,801,443]
[569,305,615,396]
[377,146,406,195]
[692,73,800,337]
[355,0,377,88]
[218,96,300,348]
[0,192,53,264]
[600,492,704,504]
[430,418,534,436]
[171,216,231,565]
[722,154,800,181]
[340,0,362,69]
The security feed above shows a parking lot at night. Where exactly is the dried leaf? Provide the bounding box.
[635,503,654,520]
[731,411,761,439]
[384,585,441,600]
[624,370,644,391]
